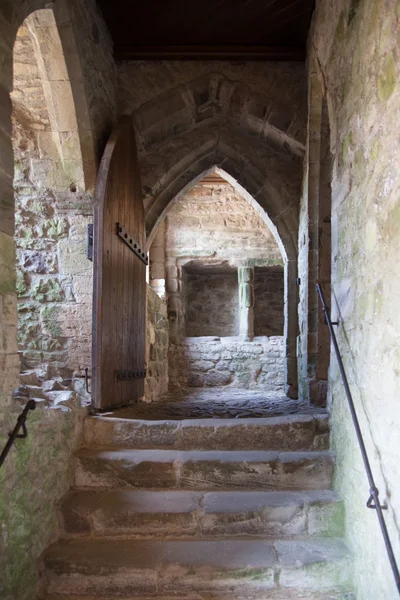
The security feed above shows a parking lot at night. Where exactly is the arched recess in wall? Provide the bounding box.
[11,5,97,377]
[12,6,97,193]
[145,162,298,398]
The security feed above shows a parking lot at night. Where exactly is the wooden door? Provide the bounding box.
[92,117,147,410]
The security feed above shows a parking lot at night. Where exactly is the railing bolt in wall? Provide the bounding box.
[74,368,91,394]
[0,399,36,470]
[316,283,400,595]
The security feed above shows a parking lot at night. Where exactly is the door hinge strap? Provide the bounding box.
[117,223,148,265]
[115,369,146,381]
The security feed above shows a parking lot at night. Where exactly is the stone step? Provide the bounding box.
[43,594,354,600]
[75,449,334,491]
[61,489,344,539]
[83,413,329,452]
[41,538,352,597]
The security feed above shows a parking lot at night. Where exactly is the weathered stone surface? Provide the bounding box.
[0,4,114,598]
[42,538,351,597]
[83,412,329,451]
[169,337,285,391]
[298,2,400,598]
[75,449,334,491]
[61,489,343,539]
[145,286,169,402]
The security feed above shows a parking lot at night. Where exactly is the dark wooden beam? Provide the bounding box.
[114,45,305,61]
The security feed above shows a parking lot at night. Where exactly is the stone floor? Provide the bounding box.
[100,387,316,420]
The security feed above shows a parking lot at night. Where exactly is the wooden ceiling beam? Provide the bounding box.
[114,45,305,61]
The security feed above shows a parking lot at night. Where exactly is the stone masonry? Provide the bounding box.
[158,178,285,392]
[37,405,354,599]
[0,1,399,599]
[169,336,284,391]
[0,2,115,599]
[145,285,169,402]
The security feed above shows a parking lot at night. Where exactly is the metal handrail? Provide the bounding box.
[0,399,36,470]
[316,283,400,595]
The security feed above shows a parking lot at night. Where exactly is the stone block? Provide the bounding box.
[58,237,89,276]
[190,359,215,372]
[204,370,232,386]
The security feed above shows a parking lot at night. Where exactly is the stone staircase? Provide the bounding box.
[38,410,354,599]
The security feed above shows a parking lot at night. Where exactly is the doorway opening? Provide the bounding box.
[145,168,289,414]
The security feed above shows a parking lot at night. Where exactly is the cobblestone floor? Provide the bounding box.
[104,388,319,420]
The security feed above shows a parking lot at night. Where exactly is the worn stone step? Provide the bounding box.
[41,538,352,597]
[75,449,334,491]
[43,592,355,600]
[61,489,344,539]
[83,413,329,451]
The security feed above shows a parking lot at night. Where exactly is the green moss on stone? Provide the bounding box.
[340,131,353,166]
[370,138,381,162]
[378,53,397,102]
[0,233,16,294]
[335,11,346,41]
[33,278,64,303]
[353,149,366,182]
[16,270,27,297]
[41,305,62,338]
[348,0,362,26]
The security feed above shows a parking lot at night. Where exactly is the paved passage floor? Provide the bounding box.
[100,387,316,420]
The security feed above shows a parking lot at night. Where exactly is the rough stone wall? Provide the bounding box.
[0,2,115,598]
[306,1,400,598]
[0,382,87,599]
[12,14,93,378]
[166,181,283,264]
[165,180,283,338]
[169,336,284,390]
[254,268,284,336]
[184,272,239,337]
[145,285,168,402]
[164,180,285,390]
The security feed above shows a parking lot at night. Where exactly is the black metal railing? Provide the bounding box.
[0,399,36,470]
[316,282,400,595]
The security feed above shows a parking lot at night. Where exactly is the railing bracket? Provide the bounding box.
[0,399,36,470]
[367,488,388,510]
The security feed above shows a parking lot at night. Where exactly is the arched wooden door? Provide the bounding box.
[92,117,147,410]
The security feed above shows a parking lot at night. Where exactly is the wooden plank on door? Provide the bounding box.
[92,117,146,410]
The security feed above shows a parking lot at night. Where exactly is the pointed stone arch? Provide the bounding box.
[12,4,97,192]
[145,157,298,397]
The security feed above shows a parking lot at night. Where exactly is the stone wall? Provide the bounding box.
[305,1,400,598]
[164,180,283,340]
[0,382,88,599]
[145,285,168,402]
[254,267,284,336]
[162,179,285,391]
[0,1,115,598]
[169,336,284,391]
[12,11,95,379]
[184,271,239,337]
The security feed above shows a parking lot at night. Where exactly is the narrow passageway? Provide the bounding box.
[2,1,399,598]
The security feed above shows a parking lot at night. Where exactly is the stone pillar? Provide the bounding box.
[238,267,254,341]
[166,263,183,343]
[149,222,166,297]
